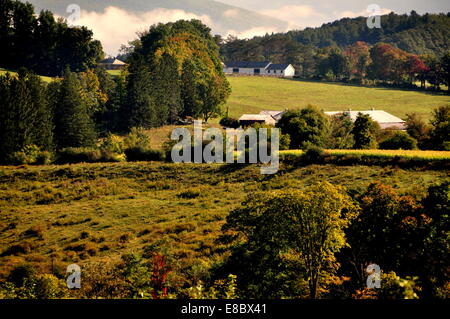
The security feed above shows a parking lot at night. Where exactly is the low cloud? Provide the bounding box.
[73,6,212,55]
[223,9,240,18]
[259,5,325,28]
[225,26,282,39]
[336,7,393,19]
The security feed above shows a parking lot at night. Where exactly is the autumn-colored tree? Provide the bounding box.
[345,41,371,83]
[125,20,230,126]
[222,182,358,298]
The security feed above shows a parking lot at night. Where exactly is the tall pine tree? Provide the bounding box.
[0,69,54,162]
[52,68,97,149]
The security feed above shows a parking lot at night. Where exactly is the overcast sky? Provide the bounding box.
[221,0,450,15]
[222,0,450,29]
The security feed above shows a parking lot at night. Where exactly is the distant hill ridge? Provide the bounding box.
[286,11,450,56]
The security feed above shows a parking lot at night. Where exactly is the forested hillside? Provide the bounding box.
[220,12,450,63]
[289,12,450,56]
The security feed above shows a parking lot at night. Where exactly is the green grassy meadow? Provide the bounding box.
[0,161,448,281]
[0,68,53,83]
[225,76,450,121]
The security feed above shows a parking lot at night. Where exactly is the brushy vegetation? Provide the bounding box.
[0,161,448,298]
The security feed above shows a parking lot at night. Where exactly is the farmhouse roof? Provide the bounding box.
[99,58,126,65]
[266,64,291,70]
[225,61,271,68]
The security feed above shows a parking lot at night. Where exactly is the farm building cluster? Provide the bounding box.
[223,61,295,77]
[239,109,406,130]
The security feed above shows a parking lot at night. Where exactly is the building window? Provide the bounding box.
[233,68,239,73]
[268,70,270,73]
[254,69,260,74]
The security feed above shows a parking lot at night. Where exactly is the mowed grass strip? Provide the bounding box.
[280,149,450,160]
[225,76,450,121]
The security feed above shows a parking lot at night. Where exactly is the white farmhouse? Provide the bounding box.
[223,61,295,77]
[266,64,295,77]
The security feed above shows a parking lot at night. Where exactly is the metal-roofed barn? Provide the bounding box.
[325,110,406,130]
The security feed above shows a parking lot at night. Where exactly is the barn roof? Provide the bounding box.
[324,110,405,124]
[259,110,286,120]
[239,114,274,121]
[266,64,291,70]
[225,61,271,68]
[99,58,126,65]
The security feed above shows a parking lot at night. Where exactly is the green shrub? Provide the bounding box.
[7,151,29,165]
[219,117,240,128]
[177,189,201,199]
[100,133,125,154]
[57,148,124,164]
[57,147,101,163]
[123,127,151,149]
[302,145,326,163]
[7,145,53,165]
[33,274,68,299]
[380,131,418,150]
[35,151,53,165]
[124,147,165,162]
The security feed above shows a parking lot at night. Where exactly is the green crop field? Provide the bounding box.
[225,76,450,121]
[0,161,448,282]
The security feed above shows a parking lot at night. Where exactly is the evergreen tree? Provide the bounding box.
[150,53,182,125]
[0,69,54,161]
[123,62,156,129]
[53,68,97,149]
[352,113,379,149]
[181,59,201,119]
[428,106,450,150]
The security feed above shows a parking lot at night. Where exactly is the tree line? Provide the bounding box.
[0,18,231,164]
[0,0,103,76]
[219,11,450,90]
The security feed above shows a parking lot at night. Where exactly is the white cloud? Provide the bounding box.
[223,9,239,18]
[73,6,212,55]
[225,26,282,39]
[259,5,325,28]
[336,7,393,19]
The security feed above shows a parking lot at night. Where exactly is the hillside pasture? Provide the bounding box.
[225,76,450,121]
[0,161,448,283]
[0,68,53,83]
